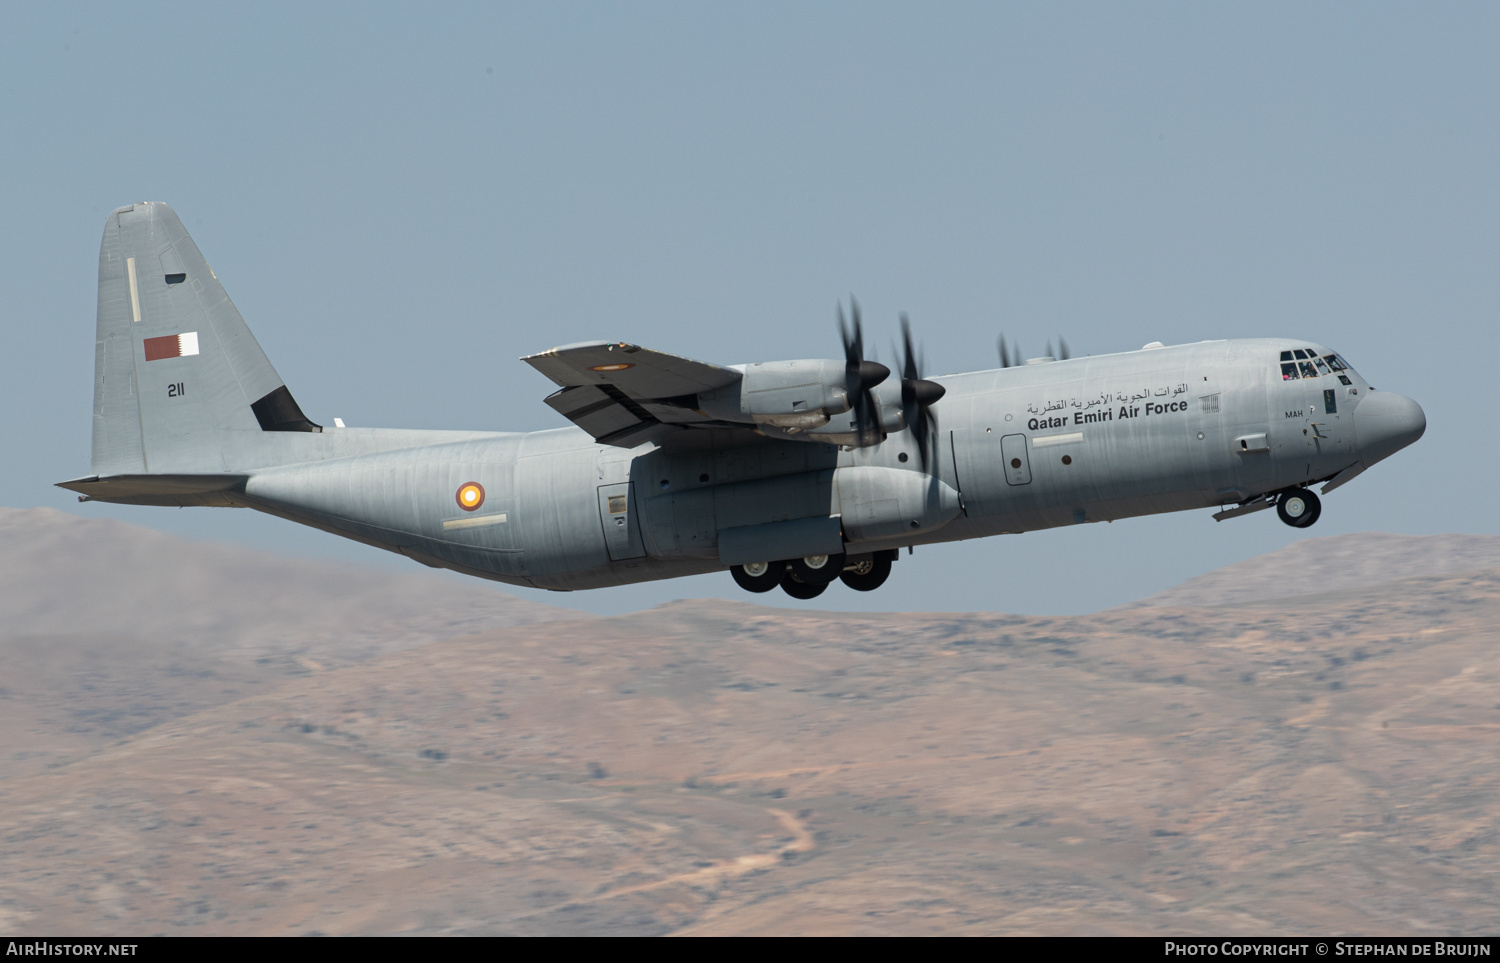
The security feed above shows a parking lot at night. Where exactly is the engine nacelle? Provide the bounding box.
[697,359,851,429]
[792,383,899,447]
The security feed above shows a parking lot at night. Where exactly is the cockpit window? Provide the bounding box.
[1277,348,1354,381]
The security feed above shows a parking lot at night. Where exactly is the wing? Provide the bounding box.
[522,341,742,447]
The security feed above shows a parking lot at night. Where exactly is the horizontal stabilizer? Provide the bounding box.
[57,473,249,507]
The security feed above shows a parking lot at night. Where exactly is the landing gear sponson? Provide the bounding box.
[731,550,898,598]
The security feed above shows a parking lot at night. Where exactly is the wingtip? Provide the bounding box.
[110,201,178,217]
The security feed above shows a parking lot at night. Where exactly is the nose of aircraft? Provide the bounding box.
[1353,391,1426,466]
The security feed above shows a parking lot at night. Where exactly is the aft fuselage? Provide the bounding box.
[235,338,1420,591]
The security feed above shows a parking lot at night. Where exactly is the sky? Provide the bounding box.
[3,2,1496,616]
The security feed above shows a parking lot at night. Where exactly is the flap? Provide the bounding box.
[543,384,674,448]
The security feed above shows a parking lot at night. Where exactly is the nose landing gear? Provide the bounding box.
[1276,487,1322,528]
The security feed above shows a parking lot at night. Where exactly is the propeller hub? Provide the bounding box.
[903,378,945,407]
[857,360,890,389]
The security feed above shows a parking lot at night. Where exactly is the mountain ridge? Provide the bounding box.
[3,508,1497,934]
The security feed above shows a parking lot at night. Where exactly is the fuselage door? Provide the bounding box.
[597,482,646,561]
[1308,382,1347,441]
[1001,433,1032,486]
[1280,352,1356,478]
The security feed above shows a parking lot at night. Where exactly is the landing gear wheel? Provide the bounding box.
[788,552,846,585]
[840,555,892,592]
[731,561,783,593]
[780,570,828,599]
[1276,487,1322,528]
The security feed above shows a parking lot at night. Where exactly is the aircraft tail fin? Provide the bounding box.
[90,202,319,477]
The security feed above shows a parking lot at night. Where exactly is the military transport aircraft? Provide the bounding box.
[59,203,1427,599]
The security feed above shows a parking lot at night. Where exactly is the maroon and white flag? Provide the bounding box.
[143,332,200,362]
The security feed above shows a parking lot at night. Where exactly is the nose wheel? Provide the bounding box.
[1276,487,1322,528]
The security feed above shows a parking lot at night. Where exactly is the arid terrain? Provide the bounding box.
[1,508,1497,935]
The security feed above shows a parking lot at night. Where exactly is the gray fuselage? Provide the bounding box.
[64,204,1427,595]
[233,338,1414,591]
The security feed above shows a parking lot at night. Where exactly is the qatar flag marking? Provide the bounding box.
[143,331,200,362]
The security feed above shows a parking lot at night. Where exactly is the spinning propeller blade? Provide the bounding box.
[897,313,945,472]
[998,332,1073,365]
[839,298,889,447]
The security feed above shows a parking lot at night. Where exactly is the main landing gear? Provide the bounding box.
[780,569,828,600]
[839,554,892,592]
[730,561,782,593]
[1276,487,1322,528]
[730,550,897,598]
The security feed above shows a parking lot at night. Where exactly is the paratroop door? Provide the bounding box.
[1001,433,1032,486]
[597,482,646,560]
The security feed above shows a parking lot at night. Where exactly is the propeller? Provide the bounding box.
[997,334,1017,368]
[838,298,890,447]
[897,312,945,472]
[998,333,1071,365]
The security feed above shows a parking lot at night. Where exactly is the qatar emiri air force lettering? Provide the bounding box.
[59,203,1427,600]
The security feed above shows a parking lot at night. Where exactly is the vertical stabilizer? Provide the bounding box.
[91,202,318,476]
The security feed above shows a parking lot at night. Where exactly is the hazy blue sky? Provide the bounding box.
[4,3,1496,616]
